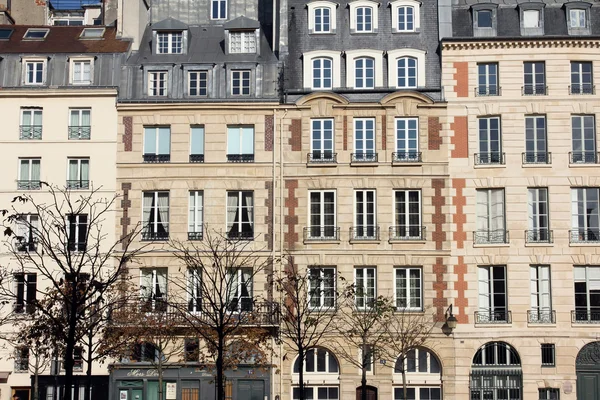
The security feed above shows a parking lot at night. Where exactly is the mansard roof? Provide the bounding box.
[224,16,261,30]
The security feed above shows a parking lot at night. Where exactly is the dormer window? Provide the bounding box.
[157,32,183,54]
[229,31,257,54]
[0,28,13,40]
[565,3,591,35]
[308,1,338,34]
[390,0,420,34]
[475,10,492,28]
[519,4,544,36]
[472,4,498,37]
[523,10,540,28]
[570,9,586,28]
[23,28,49,40]
[350,0,379,33]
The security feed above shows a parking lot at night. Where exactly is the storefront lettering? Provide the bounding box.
[126,369,159,377]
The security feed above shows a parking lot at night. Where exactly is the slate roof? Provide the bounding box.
[152,17,189,31]
[0,25,130,53]
[224,16,261,30]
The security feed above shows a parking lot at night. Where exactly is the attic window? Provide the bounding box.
[0,29,13,40]
[157,31,183,54]
[229,31,256,54]
[23,29,49,40]
[80,28,105,39]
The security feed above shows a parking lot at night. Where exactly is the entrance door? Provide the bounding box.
[356,385,378,400]
[577,372,600,400]
[131,389,143,400]
[237,380,264,400]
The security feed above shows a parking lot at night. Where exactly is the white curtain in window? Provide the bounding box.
[69,160,78,180]
[158,127,170,155]
[20,160,29,180]
[242,268,252,298]
[143,193,153,227]
[490,189,505,231]
[70,110,79,126]
[523,10,539,28]
[82,62,91,81]
[478,267,490,311]
[74,62,81,79]
[81,110,90,126]
[157,193,169,232]
[227,270,238,305]
[476,190,489,232]
[144,128,157,154]
[156,269,167,299]
[31,160,40,180]
[227,193,238,232]
[141,270,153,300]
[22,111,31,126]
[244,192,253,227]
[33,111,42,126]
[81,160,89,181]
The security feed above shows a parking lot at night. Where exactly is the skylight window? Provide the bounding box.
[0,29,13,40]
[80,28,105,39]
[23,29,49,40]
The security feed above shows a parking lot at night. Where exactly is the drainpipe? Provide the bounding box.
[278,108,288,400]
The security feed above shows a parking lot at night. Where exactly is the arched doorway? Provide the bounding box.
[355,385,377,400]
[577,341,600,400]
[292,347,340,400]
[393,347,442,400]
[470,342,522,400]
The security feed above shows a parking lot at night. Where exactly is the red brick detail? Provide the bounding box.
[288,119,302,151]
[454,62,469,98]
[452,179,467,249]
[265,115,274,152]
[264,181,273,250]
[450,116,468,159]
[343,116,348,151]
[284,180,299,249]
[432,257,448,322]
[381,115,387,151]
[454,256,468,323]
[428,116,442,151]
[431,179,446,250]
[123,116,133,152]
[120,182,132,250]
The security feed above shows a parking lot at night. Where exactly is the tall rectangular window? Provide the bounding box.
[354,190,376,239]
[395,117,419,162]
[476,189,506,244]
[227,268,253,311]
[14,273,36,313]
[211,0,227,19]
[527,188,550,243]
[156,32,183,54]
[571,188,600,242]
[393,190,422,240]
[530,265,553,323]
[308,267,336,309]
[571,115,596,163]
[477,117,502,164]
[314,7,331,33]
[187,267,202,313]
[395,267,422,311]
[226,191,254,240]
[140,268,168,312]
[477,63,499,95]
[67,214,88,252]
[312,58,333,89]
[229,31,257,54]
[20,108,42,140]
[355,267,376,309]
[67,158,90,190]
[189,71,208,97]
[356,7,373,32]
[15,214,39,253]
[397,57,417,88]
[571,61,593,94]
[227,126,254,162]
[148,71,167,96]
[523,61,545,95]
[397,6,414,31]
[71,59,91,85]
[14,347,29,372]
[355,58,374,89]
[541,344,555,366]
[24,60,44,85]
[353,118,375,162]
[142,191,170,241]
[73,347,83,371]
[18,158,41,190]
[524,116,548,164]
[539,388,560,400]
[574,265,600,322]
[309,191,336,239]
[231,70,250,96]
[144,127,171,162]
[477,265,508,323]
[69,109,91,140]
[188,191,203,240]
[310,119,335,162]
[184,338,200,362]
[190,126,205,162]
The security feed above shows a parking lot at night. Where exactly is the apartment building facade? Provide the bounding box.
[442,0,600,399]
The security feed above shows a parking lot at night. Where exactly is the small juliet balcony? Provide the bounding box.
[522,152,551,165]
[307,151,337,164]
[227,154,254,163]
[528,309,556,324]
[17,180,41,190]
[474,230,509,245]
[142,230,169,241]
[475,308,512,324]
[68,126,91,140]
[66,180,90,190]
[570,84,595,95]
[569,229,600,244]
[304,226,340,241]
[570,151,599,164]
[389,225,425,241]
[475,86,501,96]
[572,309,600,323]
[20,126,42,140]
[189,154,204,163]
[227,230,254,240]
[188,231,203,241]
[350,226,380,241]
[67,241,87,252]
[351,152,378,163]
[392,152,422,164]
[525,229,553,244]
[475,152,505,165]
[522,85,547,96]
[143,154,170,163]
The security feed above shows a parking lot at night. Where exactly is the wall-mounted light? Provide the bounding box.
[445,304,458,331]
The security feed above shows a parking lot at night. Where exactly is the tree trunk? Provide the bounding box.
[63,293,79,400]
[33,363,39,400]
[158,355,164,400]
[297,347,305,400]
[361,365,367,400]
[402,368,407,400]
[216,333,225,400]
[84,332,93,400]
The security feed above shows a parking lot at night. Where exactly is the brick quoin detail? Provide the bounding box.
[451,116,468,159]
[284,180,299,249]
[343,116,348,151]
[381,115,387,151]
[123,116,133,152]
[120,182,132,250]
[453,179,466,249]
[454,62,469,98]
[288,119,302,151]
[432,257,448,322]
[454,256,468,323]
[431,178,446,250]
[264,181,274,250]
[428,116,442,151]
[265,115,274,152]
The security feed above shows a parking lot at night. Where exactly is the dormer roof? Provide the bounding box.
[224,16,260,30]
[152,17,189,31]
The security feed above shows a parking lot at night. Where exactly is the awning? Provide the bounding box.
[0,371,11,382]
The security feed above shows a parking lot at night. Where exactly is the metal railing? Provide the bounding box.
[17,180,41,190]
[67,241,87,252]
[572,309,600,323]
[188,231,203,241]
[227,230,254,240]
[392,152,422,163]
[351,152,378,163]
[66,180,90,190]
[569,151,599,164]
[569,229,600,243]
[525,229,553,243]
[20,126,42,140]
[389,225,426,241]
[475,152,505,165]
[569,84,595,95]
[350,226,380,241]
[189,154,204,163]
[475,86,501,96]
[522,85,547,96]
[304,226,340,241]
[307,152,337,163]
[474,230,509,244]
[143,154,170,163]
[16,239,37,252]
[141,230,169,241]
[475,309,512,324]
[227,154,254,163]
[527,309,556,324]
[522,152,551,164]
[68,126,91,140]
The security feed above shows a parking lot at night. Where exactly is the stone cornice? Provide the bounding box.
[442,38,600,50]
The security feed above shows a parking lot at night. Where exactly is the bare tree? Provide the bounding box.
[0,184,144,400]
[169,229,276,400]
[276,260,342,400]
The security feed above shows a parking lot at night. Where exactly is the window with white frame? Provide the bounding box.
[574,265,600,321]
[304,51,341,89]
[312,57,333,89]
[475,188,506,244]
[395,267,422,310]
[310,119,335,162]
[67,158,90,190]
[148,71,168,96]
[226,191,254,240]
[227,126,254,162]
[15,215,39,253]
[293,347,339,374]
[393,190,422,240]
[354,190,376,239]
[530,265,552,323]
[142,191,170,241]
[24,60,45,85]
[397,6,414,31]
[211,0,227,19]
[315,7,331,32]
[391,0,420,33]
[352,2,380,32]
[355,6,373,32]
[395,117,419,162]
[190,126,204,162]
[14,272,36,313]
[188,190,203,240]
[355,267,376,309]
[477,265,508,323]
[571,61,593,94]
[523,9,540,28]
[227,268,253,311]
[231,70,251,96]
[18,158,41,190]
[470,342,521,400]
[569,8,587,28]
[523,61,546,95]
[187,267,202,313]
[571,115,596,163]
[538,388,559,400]
[140,268,168,312]
[571,187,600,243]
[477,63,499,96]
[144,127,171,162]
[477,116,502,164]
[353,118,375,161]
[308,1,337,33]
[67,214,88,252]
[527,188,550,243]
[524,115,547,164]
[309,190,336,239]
[156,31,183,54]
[520,6,544,36]
[20,108,42,140]
[229,31,257,54]
[355,57,375,89]
[397,57,417,88]
[71,59,92,85]
[189,71,208,96]
[69,109,91,140]
[308,267,336,309]
[394,347,442,396]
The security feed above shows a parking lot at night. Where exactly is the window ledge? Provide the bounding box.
[350,238,381,244]
[389,239,426,244]
[303,239,341,245]
[522,163,552,168]
[569,163,600,168]
[474,164,506,169]
[350,161,379,167]
[525,242,553,247]
[570,242,600,247]
[527,322,556,328]
[475,322,512,328]
[306,162,338,168]
[473,243,510,248]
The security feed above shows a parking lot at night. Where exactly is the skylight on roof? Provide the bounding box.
[24,28,50,40]
[0,29,13,40]
[80,28,105,38]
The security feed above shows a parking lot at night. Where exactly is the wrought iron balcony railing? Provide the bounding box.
[522,85,547,96]
[143,154,170,163]
[475,309,512,324]
[307,152,337,164]
[304,226,340,241]
[522,152,551,164]
[20,126,42,140]
[227,230,254,240]
[389,225,426,241]
[350,226,380,241]
[475,86,501,96]
[569,229,600,243]
[188,231,203,241]
[569,151,599,164]
[527,309,556,324]
[189,154,204,163]
[227,154,254,163]
[474,230,509,244]
[351,152,378,163]
[392,152,422,163]
[141,230,169,241]
[68,126,91,140]
[17,180,41,190]
[66,180,90,190]
[570,84,595,95]
[525,229,553,243]
[572,309,600,323]
[475,152,505,165]
[67,241,87,252]
[16,240,37,253]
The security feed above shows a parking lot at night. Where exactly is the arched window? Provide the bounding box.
[393,347,442,400]
[470,342,522,400]
[355,57,374,89]
[314,7,332,32]
[293,347,339,373]
[313,58,333,89]
[356,6,373,32]
[397,57,417,88]
[397,6,414,31]
[293,347,340,400]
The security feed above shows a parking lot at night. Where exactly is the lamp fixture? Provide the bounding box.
[445,304,458,330]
